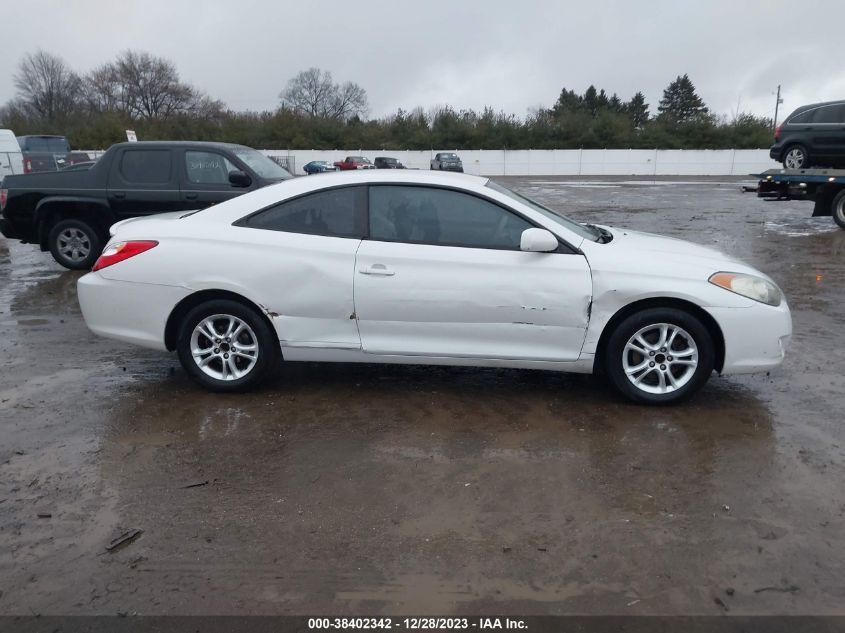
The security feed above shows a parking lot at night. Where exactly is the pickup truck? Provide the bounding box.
[0,141,292,269]
[333,156,374,170]
[16,135,73,173]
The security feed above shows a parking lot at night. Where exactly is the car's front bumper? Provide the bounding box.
[78,273,191,351]
[705,300,792,374]
[441,164,464,172]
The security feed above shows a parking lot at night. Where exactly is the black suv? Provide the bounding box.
[770,100,845,169]
[374,156,405,169]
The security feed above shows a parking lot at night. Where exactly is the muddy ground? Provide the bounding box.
[1,176,844,616]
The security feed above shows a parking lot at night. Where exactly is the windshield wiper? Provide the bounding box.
[584,223,613,243]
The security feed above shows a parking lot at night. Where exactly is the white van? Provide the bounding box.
[0,130,24,181]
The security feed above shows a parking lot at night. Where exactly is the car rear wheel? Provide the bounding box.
[48,218,102,270]
[833,190,845,230]
[783,145,808,169]
[604,307,715,405]
[176,299,279,392]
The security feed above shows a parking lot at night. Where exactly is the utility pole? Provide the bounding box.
[773,85,783,132]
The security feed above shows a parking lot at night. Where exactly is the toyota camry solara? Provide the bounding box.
[77,171,791,404]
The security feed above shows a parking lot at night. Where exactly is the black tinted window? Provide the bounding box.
[120,150,172,183]
[185,151,237,184]
[812,104,845,124]
[244,187,364,238]
[369,186,533,250]
[788,110,813,124]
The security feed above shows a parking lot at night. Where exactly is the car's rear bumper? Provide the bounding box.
[78,273,191,351]
[705,300,792,374]
[769,146,782,161]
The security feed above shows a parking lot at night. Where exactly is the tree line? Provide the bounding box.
[0,50,774,150]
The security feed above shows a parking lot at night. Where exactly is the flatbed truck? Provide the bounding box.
[752,168,845,229]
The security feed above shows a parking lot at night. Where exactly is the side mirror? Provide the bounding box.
[520,228,558,252]
[228,170,252,188]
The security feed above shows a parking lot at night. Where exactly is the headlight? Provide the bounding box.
[709,272,782,306]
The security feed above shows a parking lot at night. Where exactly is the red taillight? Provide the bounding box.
[0,189,7,211]
[774,124,782,141]
[23,159,32,173]
[92,240,158,271]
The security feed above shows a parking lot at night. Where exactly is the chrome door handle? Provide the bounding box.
[358,263,394,276]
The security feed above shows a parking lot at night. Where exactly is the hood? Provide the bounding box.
[591,225,765,277]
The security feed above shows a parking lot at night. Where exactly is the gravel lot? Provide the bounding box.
[1,176,844,615]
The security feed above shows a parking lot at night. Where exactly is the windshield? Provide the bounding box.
[441,153,459,160]
[20,137,69,153]
[485,181,600,242]
[232,148,291,180]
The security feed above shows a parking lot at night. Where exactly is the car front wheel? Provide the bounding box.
[783,145,808,169]
[48,218,102,270]
[604,307,715,404]
[176,299,279,392]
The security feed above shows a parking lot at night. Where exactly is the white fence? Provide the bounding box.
[261,148,774,177]
[69,148,775,177]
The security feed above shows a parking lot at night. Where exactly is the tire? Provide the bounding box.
[176,299,279,392]
[782,144,809,169]
[833,189,845,230]
[48,218,103,270]
[603,307,715,405]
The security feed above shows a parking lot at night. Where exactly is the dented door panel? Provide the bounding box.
[354,241,592,361]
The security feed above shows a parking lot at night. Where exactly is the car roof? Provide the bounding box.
[109,141,250,150]
[790,99,845,114]
[194,169,490,224]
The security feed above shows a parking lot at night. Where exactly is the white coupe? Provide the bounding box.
[77,171,791,404]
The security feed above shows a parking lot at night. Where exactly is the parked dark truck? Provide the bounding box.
[17,135,72,173]
[0,141,292,269]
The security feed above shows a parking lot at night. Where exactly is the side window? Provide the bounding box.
[811,104,845,124]
[369,186,534,250]
[185,151,237,185]
[120,150,172,184]
[243,187,365,238]
[788,110,813,124]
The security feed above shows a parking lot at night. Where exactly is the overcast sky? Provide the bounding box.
[2,0,844,123]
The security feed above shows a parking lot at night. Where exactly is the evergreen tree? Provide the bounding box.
[657,74,708,123]
[626,91,650,128]
[583,85,599,116]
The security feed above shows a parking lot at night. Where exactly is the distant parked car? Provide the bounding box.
[303,160,338,175]
[17,135,72,173]
[430,152,463,172]
[374,157,406,169]
[770,100,845,169]
[334,156,374,170]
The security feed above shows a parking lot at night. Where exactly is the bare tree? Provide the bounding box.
[13,50,82,122]
[82,51,222,121]
[279,68,367,120]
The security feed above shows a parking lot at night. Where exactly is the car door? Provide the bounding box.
[354,185,593,362]
[181,149,253,207]
[107,148,179,218]
[233,185,367,349]
[810,104,845,159]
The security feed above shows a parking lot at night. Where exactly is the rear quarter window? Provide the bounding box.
[119,150,172,184]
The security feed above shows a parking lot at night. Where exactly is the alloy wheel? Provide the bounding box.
[190,314,259,381]
[57,228,91,263]
[622,323,699,395]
